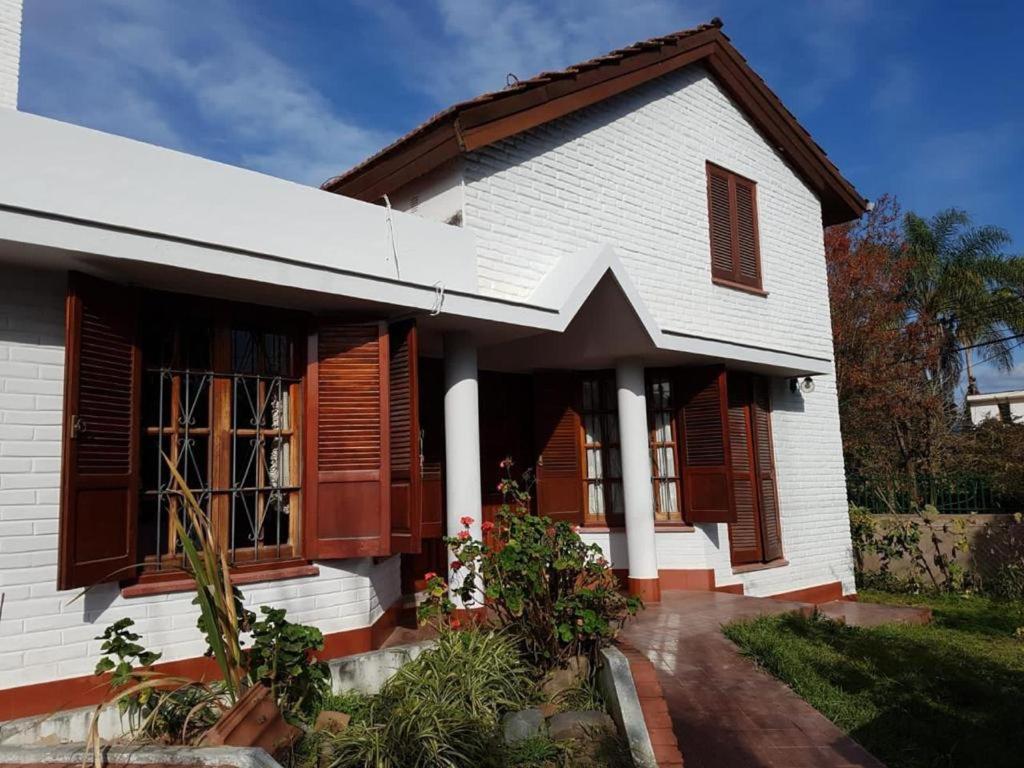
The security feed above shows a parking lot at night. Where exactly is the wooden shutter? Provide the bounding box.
[533,372,582,523]
[679,366,735,523]
[707,165,735,281]
[726,373,762,564]
[752,376,783,561]
[389,320,421,554]
[418,357,445,539]
[734,178,761,286]
[707,163,762,289]
[304,320,390,559]
[59,273,141,590]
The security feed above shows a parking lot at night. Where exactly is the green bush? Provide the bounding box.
[247,605,330,721]
[327,629,532,768]
[420,461,641,670]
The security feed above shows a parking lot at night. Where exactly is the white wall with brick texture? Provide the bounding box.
[0,0,20,109]
[0,266,401,691]
[460,64,854,596]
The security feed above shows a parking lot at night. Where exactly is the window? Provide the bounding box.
[706,162,762,292]
[998,401,1013,423]
[139,297,303,574]
[580,374,623,525]
[647,374,683,523]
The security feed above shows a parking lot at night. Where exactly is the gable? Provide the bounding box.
[324,19,866,226]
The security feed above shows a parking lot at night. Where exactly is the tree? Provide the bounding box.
[827,196,950,507]
[901,209,1024,395]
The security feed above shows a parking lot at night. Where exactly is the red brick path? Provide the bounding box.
[619,642,686,767]
[618,591,885,768]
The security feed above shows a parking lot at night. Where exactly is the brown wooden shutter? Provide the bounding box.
[707,163,762,290]
[304,320,390,559]
[726,373,762,564]
[59,273,141,590]
[679,366,735,523]
[707,165,735,281]
[734,178,761,286]
[752,376,783,561]
[533,372,582,523]
[418,357,445,539]
[389,320,422,554]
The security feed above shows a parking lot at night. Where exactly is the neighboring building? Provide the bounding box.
[967,390,1024,424]
[0,15,867,720]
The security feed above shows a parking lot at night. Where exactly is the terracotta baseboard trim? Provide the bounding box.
[714,582,745,594]
[766,581,846,604]
[617,641,685,767]
[0,601,402,723]
[628,577,662,603]
[660,568,715,591]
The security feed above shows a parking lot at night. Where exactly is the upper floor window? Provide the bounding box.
[706,162,763,293]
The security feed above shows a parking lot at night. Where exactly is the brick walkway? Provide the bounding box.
[618,591,885,768]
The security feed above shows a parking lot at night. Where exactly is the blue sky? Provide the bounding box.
[17,0,1024,390]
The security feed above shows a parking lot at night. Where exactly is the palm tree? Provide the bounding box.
[901,208,1024,397]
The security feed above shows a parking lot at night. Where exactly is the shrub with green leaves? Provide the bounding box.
[247,605,331,721]
[420,460,641,670]
[327,628,532,768]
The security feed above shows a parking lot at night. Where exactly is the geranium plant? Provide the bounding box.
[420,459,641,669]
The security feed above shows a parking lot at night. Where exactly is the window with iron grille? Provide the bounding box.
[138,298,302,573]
[647,374,683,523]
[580,374,623,525]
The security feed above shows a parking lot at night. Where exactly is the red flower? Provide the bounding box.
[460,515,474,527]
[481,521,495,533]
[500,457,514,469]
[457,530,471,541]
[424,571,438,582]
[451,560,463,570]
[450,617,461,629]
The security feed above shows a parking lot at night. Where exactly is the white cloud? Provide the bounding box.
[20,0,388,185]
[359,0,714,106]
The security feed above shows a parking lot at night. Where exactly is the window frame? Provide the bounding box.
[645,370,686,526]
[706,161,766,295]
[578,372,625,528]
[134,292,308,589]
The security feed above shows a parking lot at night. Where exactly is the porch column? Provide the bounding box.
[615,358,661,602]
[443,331,484,609]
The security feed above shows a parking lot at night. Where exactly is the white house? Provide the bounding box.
[967,389,1024,424]
[0,4,866,723]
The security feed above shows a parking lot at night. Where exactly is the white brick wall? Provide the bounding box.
[0,266,401,691]
[462,64,834,361]
[0,0,21,109]
[465,65,854,595]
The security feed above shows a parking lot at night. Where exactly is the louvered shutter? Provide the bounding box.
[726,373,762,564]
[734,178,761,286]
[679,366,735,523]
[707,166,735,281]
[752,376,783,561]
[533,373,582,523]
[418,357,445,539]
[389,320,421,554]
[59,273,141,590]
[305,321,390,559]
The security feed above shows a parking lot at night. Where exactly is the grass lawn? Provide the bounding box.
[723,590,1024,768]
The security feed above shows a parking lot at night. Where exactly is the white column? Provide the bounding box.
[443,331,484,608]
[615,358,661,602]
